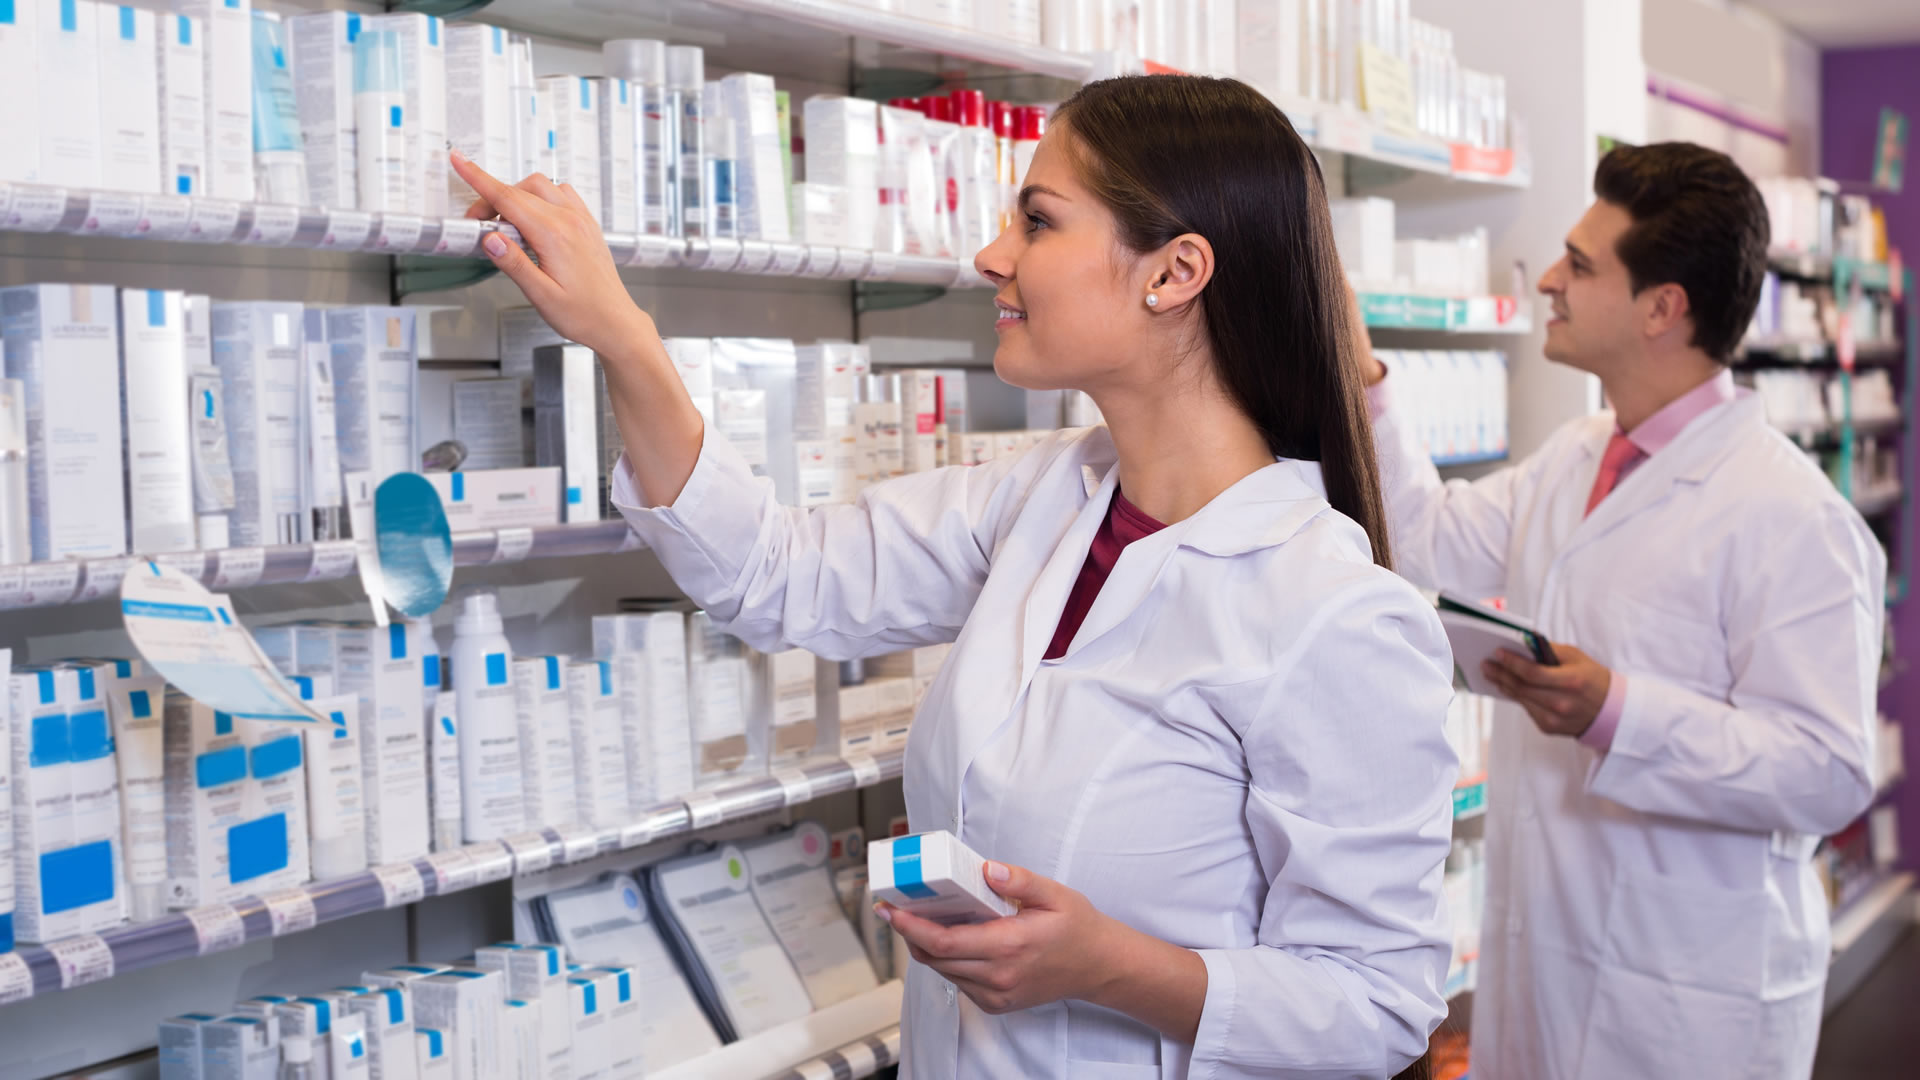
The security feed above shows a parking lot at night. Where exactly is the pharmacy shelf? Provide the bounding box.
[1444,967,1475,1001]
[1452,781,1488,822]
[659,982,904,1080]
[768,1024,902,1080]
[1435,451,1510,469]
[1826,871,1915,1015]
[482,0,1088,87]
[1769,252,1898,293]
[0,747,904,1005]
[0,183,985,290]
[1736,339,1905,367]
[1360,292,1532,334]
[1282,99,1530,189]
[0,520,639,611]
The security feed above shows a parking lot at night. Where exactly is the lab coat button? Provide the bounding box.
[945,983,956,1005]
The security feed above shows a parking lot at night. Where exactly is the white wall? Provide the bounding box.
[1642,0,1820,178]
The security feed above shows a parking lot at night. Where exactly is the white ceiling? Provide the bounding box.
[1738,0,1920,48]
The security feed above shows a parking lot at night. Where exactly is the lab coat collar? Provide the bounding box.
[1566,391,1762,553]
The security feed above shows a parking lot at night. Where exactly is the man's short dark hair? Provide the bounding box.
[1593,143,1770,362]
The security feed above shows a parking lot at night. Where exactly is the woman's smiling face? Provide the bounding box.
[973,125,1155,395]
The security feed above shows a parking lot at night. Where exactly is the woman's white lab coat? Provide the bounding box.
[612,424,1460,1079]
[1372,384,1883,1080]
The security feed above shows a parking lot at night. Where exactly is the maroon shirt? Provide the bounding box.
[1044,490,1168,661]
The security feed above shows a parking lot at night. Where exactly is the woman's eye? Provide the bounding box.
[1024,213,1048,234]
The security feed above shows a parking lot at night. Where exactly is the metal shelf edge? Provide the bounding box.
[1,749,905,1002]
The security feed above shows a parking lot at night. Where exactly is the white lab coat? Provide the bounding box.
[613,423,1460,1079]
[1372,383,1883,1080]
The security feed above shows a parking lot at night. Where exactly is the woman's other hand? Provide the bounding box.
[451,150,654,357]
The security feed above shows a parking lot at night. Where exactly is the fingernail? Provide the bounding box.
[872,903,893,924]
[483,233,508,257]
[986,861,1010,883]
[450,148,467,163]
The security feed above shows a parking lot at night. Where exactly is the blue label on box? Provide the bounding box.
[449,473,464,501]
[424,655,440,687]
[890,834,938,900]
[177,15,190,45]
[41,840,117,914]
[390,623,408,660]
[545,656,560,689]
[250,735,302,779]
[296,997,333,1034]
[228,812,290,883]
[130,689,152,718]
[119,7,135,42]
[30,713,70,768]
[67,709,112,762]
[196,745,247,789]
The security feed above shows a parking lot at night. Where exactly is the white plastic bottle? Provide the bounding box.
[450,590,525,842]
[667,45,705,238]
[353,29,409,212]
[429,690,463,853]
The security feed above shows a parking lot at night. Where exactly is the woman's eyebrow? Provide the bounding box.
[1018,184,1067,213]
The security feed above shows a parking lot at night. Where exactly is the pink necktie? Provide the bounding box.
[1585,433,1645,517]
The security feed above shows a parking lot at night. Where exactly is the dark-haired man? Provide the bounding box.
[1361,142,1883,1079]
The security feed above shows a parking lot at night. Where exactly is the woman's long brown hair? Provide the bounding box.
[1051,75,1393,569]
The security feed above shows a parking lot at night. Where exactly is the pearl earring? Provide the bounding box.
[1145,293,1159,308]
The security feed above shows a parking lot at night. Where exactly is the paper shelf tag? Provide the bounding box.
[45,934,115,989]
[560,828,604,864]
[470,843,517,885]
[186,199,242,242]
[372,862,426,908]
[844,753,882,787]
[426,850,479,893]
[618,819,656,849]
[771,768,814,807]
[249,204,302,246]
[261,888,318,936]
[320,210,374,250]
[139,195,194,240]
[503,832,554,875]
[82,192,144,236]
[489,527,535,564]
[212,547,266,589]
[154,550,208,581]
[305,540,357,581]
[185,903,248,955]
[435,218,481,257]
[0,952,34,1004]
[75,556,138,603]
[684,792,725,829]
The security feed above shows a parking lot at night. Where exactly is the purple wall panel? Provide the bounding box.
[1822,44,1920,869]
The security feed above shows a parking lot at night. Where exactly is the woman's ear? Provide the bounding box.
[1142,234,1214,314]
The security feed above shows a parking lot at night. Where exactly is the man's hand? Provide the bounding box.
[1482,644,1613,738]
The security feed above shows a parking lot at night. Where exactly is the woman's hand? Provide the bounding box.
[451,151,653,359]
[880,861,1206,1041]
[881,861,1120,1015]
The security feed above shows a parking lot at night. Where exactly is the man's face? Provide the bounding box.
[1536,200,1644,376]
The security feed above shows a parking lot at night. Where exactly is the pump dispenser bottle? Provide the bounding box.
[451,590,525,841]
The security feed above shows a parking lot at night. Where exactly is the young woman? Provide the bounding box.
[453,75,1457,1079]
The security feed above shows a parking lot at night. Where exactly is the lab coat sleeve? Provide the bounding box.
[1589,501,1884,836]
[1188,574,1458,1079]
[609,422,1047,660]
[1371,366,1523,596]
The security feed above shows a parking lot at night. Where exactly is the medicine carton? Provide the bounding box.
[472,943,571,1080]
[178,0,255,201]
[532,343,602,524]
[363,13,448,216]
[567,660,630,829]
[868,831,1015,926]
[98,2,163,194]
[330,622,430,865]
[200,1013,280,1080]
[286,11,359,209]
[8,665,127,941]
[347,985,420,1080]
[413,968,504,1080]
[445,23,515,210]
[327,307,418,484]
[156,11,208,197]
[423,467,563,530]
[210,301,306,546]
[592,611,691,806]
[36,0,103,188]
[162,694,293,908]
[510,656,577,830]
[0,0,42,184]
[1,283,127,560]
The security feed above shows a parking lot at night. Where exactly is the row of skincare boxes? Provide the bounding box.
[0,283,420,563]
[1376,349,1509,463]
[1329,197,1494,298]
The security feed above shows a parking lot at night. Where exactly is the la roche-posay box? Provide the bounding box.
[179,0,255,201]
[242,711,311,895]
[9,665,127,942]
[473,943,570,1080]
[446,23,514,211]
[270,998,333,1080]
[1,283,128,560]
[328,307,418,483]
[592,611,692,807]
[567,660,629,829]
[424,467,563,530]
[366,13,447,216]
[511,656,578,831]
[585,966,640,1080]
[201,1014,280,1080]
[364,962,448,990]
[413,968,505,1080]
[687,611,758,787]
[347,985,420,1080]
[752,647,818,766]
[541,75,604,225]
[120,288,199,554]
[567,972,612,1080]
[162,694,297,909]
[869,831,1015,926]
[159,1013,219,1080]
[157,12,208,196]
[0,0,43,184]
[532,343,601,524]
[36,0,103,188]
[331,621,431,866]
[211,301,305,546]
[98,3,163,194]
[500,999,544,1080]
[415,1028,453,1080]
[287,11,359,209]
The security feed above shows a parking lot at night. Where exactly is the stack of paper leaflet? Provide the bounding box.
[534,821,880,1054]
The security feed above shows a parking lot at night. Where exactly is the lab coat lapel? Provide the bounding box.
[1015,461,1118,687]
[1558,395,1755,561]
